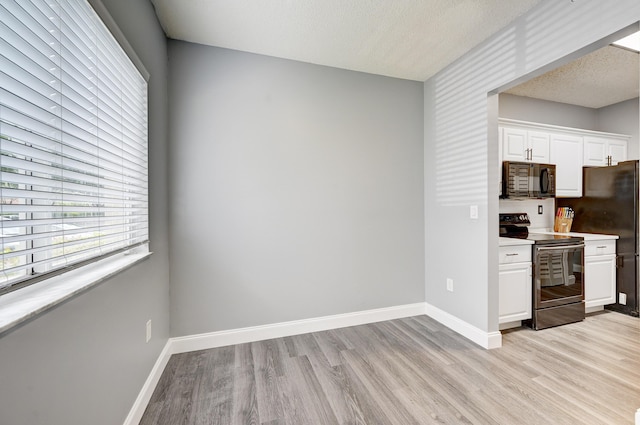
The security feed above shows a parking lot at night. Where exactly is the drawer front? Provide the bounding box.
[585,240,616,257]
[499,245,532,264]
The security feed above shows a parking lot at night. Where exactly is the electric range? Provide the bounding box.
[499,212,585,329]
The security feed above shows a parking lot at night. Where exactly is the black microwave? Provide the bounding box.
[502,161,556,199]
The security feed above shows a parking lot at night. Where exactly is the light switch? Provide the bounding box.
[470,205,478,220]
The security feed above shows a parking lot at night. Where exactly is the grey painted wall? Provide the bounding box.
[499,93,599,130]
[598,98,640,159]
[424,1,640,334]
[168,42,424,336]
[0,1,170,424]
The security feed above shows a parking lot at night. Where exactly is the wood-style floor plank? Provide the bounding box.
[140,311,640,425]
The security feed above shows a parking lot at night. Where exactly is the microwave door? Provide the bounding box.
[540,167,550,195]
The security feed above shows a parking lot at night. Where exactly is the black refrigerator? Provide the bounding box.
[557,160,639,317]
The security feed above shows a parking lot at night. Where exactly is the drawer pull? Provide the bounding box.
[596,246,607,249]
[505,253,519,256]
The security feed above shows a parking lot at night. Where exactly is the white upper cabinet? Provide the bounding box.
[608,139,628,165]
[528,131,552,163]
[499,119,630,198]
[502,127,550,163]
[550,133,583,198]
[501,127,526,161]
[583,136,628,166]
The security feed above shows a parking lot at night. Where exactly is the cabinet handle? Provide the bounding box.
[596,246,607,249]
[505,253,519,256]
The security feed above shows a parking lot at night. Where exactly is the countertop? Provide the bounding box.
[528,230,619,241]
[499,237,534,246]
[499,231,618,246]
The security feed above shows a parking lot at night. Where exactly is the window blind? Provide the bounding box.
[0,0,148,292]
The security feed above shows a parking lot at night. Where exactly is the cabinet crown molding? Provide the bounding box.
[499,118,631,140]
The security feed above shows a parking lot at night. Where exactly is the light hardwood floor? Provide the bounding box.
[140,311,640,425]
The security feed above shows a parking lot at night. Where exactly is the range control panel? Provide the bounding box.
[499,213,531,226]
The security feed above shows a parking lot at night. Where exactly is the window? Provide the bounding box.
[0,0,148,294]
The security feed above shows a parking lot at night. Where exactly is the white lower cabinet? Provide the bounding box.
[584,239,617,309]
[499,245,532,324]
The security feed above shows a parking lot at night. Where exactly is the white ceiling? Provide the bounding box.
[150,0,542,82]
[505,45,640,109]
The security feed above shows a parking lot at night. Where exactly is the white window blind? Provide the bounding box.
[0,0,149,293]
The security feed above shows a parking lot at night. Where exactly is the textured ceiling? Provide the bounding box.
[150,0,542,82]
[505,45,640,109]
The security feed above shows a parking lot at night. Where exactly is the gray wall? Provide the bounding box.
[598,98,640,159]
[0,1,170,424]
[168,42,425,336]
[424,0,640,334]
[499,93,599,130]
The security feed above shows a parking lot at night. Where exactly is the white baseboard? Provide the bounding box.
[425,302,502,349]
[123,341,173,425]
[170,302,427,354]
[124,301,503,424]
[585,305,604,314]
[499,320,522,331]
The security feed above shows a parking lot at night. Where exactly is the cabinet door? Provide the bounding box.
[528,131,550,163]
[502,127,527,161]
[608,139,627,165]
[584,254,616,308]
[584,136,628,166]
[499,262,532,323]
[550,133,583,197]
[583,136,608,166]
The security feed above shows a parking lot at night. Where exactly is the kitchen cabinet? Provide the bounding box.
[499,119,631,199]
[583,136,628,166]
[550,133,583,197]
[499,244,532,324]
[501,127,550,163]
[584,239,617,310]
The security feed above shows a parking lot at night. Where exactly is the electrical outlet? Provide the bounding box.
[619,293,627,305]
[446,278,454,292]
[146,319,152,343]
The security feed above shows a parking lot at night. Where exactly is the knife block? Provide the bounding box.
[554,217,573,233]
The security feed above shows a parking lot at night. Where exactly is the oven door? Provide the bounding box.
[534,243,584,309]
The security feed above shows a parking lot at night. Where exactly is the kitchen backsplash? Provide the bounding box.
[499,198,555,230]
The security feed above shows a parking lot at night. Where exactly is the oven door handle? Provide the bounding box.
[535,243,584,251]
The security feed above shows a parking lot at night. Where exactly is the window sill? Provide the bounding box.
[0,244,152,335]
